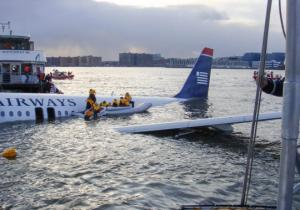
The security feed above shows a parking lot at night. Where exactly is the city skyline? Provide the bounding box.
[46,51,285,70]
[1,0,286,60]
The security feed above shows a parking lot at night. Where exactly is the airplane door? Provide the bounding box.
[35,107,44,123]
[47,107,55,122]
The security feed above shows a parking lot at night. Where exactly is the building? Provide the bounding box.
[252,60,284,69]
[119,53,160,67]
[213,56,250,69]
[242,52,285,68]
[267,52,285,63]
[46,57,60,66]
[165,58,197,68]
[242,53,261,67]
[46,56,102,67]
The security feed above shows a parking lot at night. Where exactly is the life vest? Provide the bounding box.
[119,98,127,106]
[84,110,94,118]
[125,93,132,102]
[39,72,45,80]
[87,98,95,106]
[123,100,130,106]
[95,103,103,111]
[112,99,119,107]
[100,101,108,107]
[24,66,31,73]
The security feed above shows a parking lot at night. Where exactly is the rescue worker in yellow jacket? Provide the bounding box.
[119,97,129,106]
[99,100,109,107]
[112,99,119,107]
[85,89,101,120]
[125,92,134,107]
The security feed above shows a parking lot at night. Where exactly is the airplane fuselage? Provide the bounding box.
[0,92,181,124]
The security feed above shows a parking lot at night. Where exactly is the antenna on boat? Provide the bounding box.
[0,21,10,33]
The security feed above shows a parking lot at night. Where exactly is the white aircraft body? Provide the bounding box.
[0,93,180,124]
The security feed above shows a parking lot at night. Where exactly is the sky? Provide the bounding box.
[0,0,286,60]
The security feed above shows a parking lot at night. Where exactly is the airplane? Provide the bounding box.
[0,47,214,124]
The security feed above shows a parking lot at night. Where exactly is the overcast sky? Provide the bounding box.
[0,0,286,60]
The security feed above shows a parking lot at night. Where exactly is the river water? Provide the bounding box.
[1,67,299,209]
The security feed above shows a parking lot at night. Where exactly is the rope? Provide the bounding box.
[240,0,273,205]
[279,0,286,38]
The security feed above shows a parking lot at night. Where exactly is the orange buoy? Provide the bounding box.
[1,147,17,159]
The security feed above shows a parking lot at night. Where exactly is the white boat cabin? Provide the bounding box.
[0,23,47,92]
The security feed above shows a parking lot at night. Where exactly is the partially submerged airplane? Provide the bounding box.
[0,47,214,124]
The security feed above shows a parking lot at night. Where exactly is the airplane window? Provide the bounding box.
[0,111,4,117]
[58,111,61,116]
[17,111,22,117]
[65,111,68,116]
[9,111,14,117]
[26,111,30,116]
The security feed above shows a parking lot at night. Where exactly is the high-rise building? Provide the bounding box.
[119,53,156,66]
[46,56,102,67]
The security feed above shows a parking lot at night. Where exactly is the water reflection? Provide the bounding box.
[181,98,211,119]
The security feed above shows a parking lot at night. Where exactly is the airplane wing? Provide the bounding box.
[115,112,281,134]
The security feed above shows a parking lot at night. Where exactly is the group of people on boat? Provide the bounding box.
[255,73,285,97]
[253,70,282,81]
[52,69,74,80]
[36,70,63,94]
[84,89,134,120]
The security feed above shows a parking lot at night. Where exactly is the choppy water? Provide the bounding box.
[1,67,299,209]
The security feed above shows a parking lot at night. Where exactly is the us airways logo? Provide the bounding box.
[0,98,77,107]
[196,71,208,85]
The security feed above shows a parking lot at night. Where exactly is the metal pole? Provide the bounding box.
[277,0,300,209]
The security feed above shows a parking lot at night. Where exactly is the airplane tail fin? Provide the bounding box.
[175,47,213,99]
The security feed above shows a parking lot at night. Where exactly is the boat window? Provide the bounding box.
[36,65,45,74]
[21,64,32,75]
[58,111,61,117]
[0,38,30,50]
[0,111,5,117]
[29,41,34,50]
[11,64,20,75]
[1,40,13,49]
[65,111,68,116]
[17,111,22,117]
[26,111,30,117]
[9,111,14,117]
[2,64,10,73]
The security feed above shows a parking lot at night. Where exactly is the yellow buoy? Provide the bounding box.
[1,147,17,159]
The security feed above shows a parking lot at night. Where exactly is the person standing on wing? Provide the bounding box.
[85,89,101,120]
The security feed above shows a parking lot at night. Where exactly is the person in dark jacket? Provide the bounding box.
[258,76,284,97]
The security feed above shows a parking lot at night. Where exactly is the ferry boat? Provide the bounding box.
[0,22,55,93]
